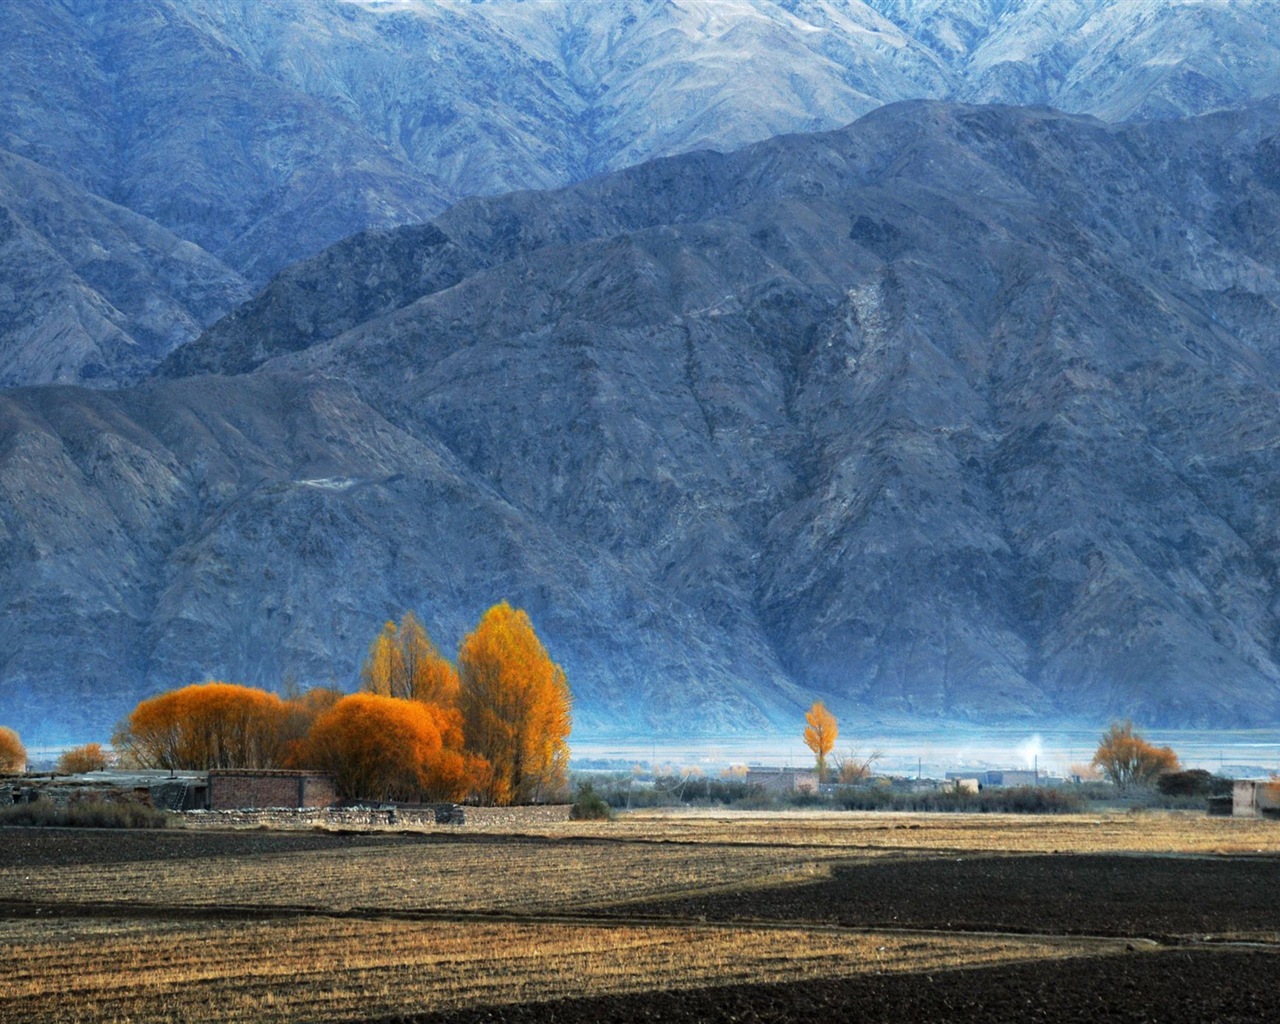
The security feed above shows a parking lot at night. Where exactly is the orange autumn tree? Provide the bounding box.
[279,686,345,765]
[1092,720,1179,791]
[56,743,110,774]
[361,611,460,707]
[0,726,25,773]
[115,682,289,770]
[803,701,839,781]
[290,693,476,802]
[458,602,571,805]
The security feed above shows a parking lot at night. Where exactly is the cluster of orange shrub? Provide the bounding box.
[108,602,571,806]
[0,726,25,773]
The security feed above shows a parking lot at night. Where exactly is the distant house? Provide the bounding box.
[744,767,818,794]
[207,769,338,811]
[1231,779,1280,818]
[945,770,1044,789]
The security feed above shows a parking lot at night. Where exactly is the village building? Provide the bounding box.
[744,766,819,794]
[1231,779,1280,818]
[207,769,338,810]
[945,769,1047,789]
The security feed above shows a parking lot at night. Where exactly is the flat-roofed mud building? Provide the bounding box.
[1232,779,1280,818]
[207,769,337,810]
[744,767,819,794]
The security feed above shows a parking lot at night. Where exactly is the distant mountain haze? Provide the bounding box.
[6,99,1280,741]
[4,0,1280,383]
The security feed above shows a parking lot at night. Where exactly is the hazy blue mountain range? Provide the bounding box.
[5,0,1280,385]
[6,98,1280,742]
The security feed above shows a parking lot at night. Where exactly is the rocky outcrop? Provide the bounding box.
[5,100,1280,741]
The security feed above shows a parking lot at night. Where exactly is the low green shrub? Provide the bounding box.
[834,785,1086,814]
[1157,769,1231,799]
[591,774,768,810]
[0,798,168,828]
[570,783,613,820]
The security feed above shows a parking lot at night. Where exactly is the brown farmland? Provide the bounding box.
[2,810,1278,1022]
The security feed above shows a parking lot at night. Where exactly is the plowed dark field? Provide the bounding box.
[0,825,515,867]
[395,949,1280,1024]
[609,852,1280,939]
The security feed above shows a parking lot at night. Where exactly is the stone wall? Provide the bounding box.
[459,804,574,828]
[180,806,455,829]
[175,803,572,830]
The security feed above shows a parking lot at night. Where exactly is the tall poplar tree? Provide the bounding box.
[458,601,571,805]
[803,701,838,781]
[360,611,459,707]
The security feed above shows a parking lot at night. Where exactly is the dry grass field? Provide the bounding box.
[0,918,1099,1024]
[2,810,1278,1023]
[539,806,1280,854]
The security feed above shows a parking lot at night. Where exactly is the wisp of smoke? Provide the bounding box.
[1016,734,1043,770]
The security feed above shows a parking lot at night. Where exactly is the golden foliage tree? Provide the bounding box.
[361,611,460,706]
[115,683,289,770]
[458,601,572,805]
[360,620,406,697]
[56,743,109,774]
[1092,720,1179,791]
[803,701,838,780]
[289,693,477,802]
[0,726,25,773]
[279,686,345,764]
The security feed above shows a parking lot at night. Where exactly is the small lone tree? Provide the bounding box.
[0,726,25,773]
[1092,719,1178,791]
[803,701,838,781]
[833,745,882,784]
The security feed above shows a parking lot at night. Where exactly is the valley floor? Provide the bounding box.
[2,811,1278,1022]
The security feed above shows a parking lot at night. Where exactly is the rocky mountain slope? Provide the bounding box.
[5,99,1280,742]
[874,0,1280,119]
[0,149,251,388]
[6,0,1280,385]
